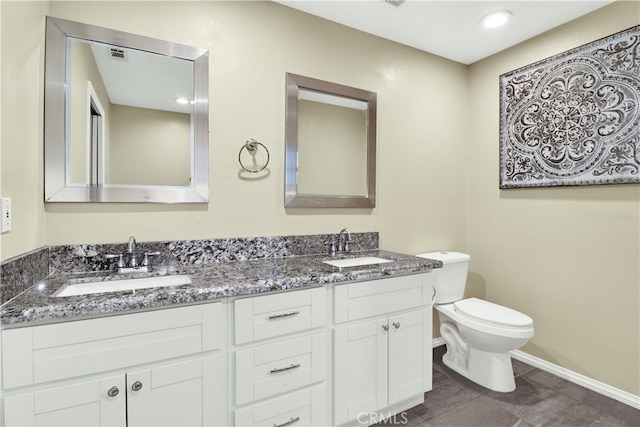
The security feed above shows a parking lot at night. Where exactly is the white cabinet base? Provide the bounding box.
[2,272,434,427]
[332,273,433,426]
[2,303,227,427]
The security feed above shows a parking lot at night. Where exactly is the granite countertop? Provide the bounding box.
[1,250,442,328]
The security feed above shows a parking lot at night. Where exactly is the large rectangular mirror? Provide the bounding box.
[285,73,377,208]
[44,17,209,203]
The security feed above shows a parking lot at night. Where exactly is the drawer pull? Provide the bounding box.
[131,380,143,392]
[382,324,389,332]
[274,416,300,427]
[393,322,401,329]
[268,310,300,320]
[107,386,119,397]
[269,363,301,374]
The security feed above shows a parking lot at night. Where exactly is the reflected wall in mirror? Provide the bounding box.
[45,17,209,203]
[285,73,377,208]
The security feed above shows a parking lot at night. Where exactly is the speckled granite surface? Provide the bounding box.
[1,233,378,304]
[47,232,380,274]
[1,249,441,327]
[0,248,49,305]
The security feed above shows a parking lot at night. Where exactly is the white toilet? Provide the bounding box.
[416,251,534,392]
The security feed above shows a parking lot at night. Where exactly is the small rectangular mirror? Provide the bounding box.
[285,73,377,208]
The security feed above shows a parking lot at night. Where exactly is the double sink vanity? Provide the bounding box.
[0,12,445,427]
[0,233,441,427]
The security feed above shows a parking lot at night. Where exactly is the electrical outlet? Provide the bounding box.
[1,198,11,233]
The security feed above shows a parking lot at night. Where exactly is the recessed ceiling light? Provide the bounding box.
[481,11,511,29]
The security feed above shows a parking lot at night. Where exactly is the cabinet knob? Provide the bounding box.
[393,322,401,329]
[107,386,119,397]
[382,324,389,332]
[131,380,143,392]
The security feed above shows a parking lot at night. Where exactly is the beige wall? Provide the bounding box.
[467,1,639,395]
[2,0,467,252]
[0,0,48,259]
[108,105,191,186]
[298,100,367,195]
[1,0,638,397]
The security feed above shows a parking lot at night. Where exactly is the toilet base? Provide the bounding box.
[442,346,516,392]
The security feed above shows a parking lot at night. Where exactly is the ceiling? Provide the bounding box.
[83,40,194,115]
[274,0,615,64]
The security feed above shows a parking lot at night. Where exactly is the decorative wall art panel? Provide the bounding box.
[499,26,640,189]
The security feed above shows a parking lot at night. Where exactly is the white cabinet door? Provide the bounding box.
[127,354,226,427]
[388,309,430,405]
[333,307,432,425]
[5,354,226,427]
[3,374,125,427]
[333,318,387,426]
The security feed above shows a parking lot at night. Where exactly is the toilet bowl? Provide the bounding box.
[416,252,534,392]
[436,299,534,392]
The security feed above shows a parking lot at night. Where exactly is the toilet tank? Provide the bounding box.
[416,251,470,304]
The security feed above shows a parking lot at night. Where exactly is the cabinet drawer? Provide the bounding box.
[234,384,326,427]
[235,333,326,406]
[234,288,326,345]
[2,303,224,389]
[334,273,433,323]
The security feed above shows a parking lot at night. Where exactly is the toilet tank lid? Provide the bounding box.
[416,251,470,264]
[454,298,533,328]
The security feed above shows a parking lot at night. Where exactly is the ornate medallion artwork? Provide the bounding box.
[499,26,640,188]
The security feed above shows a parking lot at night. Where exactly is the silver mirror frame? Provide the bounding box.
[44,17,209,203]
[285,73,377,208]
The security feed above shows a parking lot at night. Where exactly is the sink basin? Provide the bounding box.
[54,274,192,297]
[323,256,393,269]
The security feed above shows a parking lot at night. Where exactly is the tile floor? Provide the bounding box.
[378,346,640,427]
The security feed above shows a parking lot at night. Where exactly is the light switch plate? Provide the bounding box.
[1,198,11,233]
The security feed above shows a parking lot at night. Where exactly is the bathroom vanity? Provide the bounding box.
[0,243,440,427]
[2,304,226,426]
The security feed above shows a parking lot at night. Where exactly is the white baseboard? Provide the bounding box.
[510,349,640,410]
[432,337,445,348]
[432,339,639,410]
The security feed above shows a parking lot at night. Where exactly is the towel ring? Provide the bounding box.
[238,138,270,173]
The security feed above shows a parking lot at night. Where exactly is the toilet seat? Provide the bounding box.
[454,298,533,328]
[436,300,534,339]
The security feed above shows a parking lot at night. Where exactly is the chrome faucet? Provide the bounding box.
[106,236,159,273]
[337,228,352,253]
[127,236,137,267]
